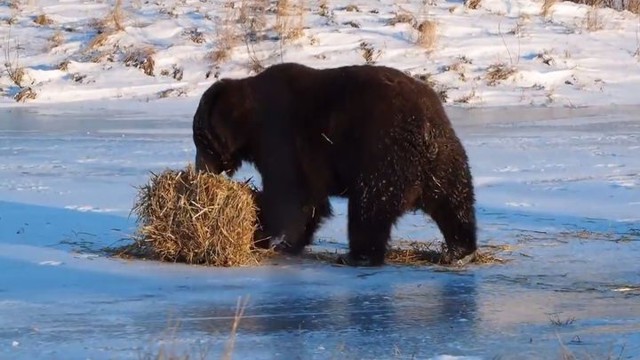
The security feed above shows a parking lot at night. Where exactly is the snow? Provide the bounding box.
[1,0,640,359]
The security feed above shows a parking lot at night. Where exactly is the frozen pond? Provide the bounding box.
[0,102,639,359]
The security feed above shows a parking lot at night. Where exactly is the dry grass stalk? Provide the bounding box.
[123,46,156,76]
[57,59,70,71]
[344,4,360,12]
[85,31,113,52]
[454,88,477,104]
[221,296,249,360]
[584,2,604,31]
[275,0,305,42]
[3,35,26,88]
[238,0,268,41]
[416,20,437,49]
[485,63,516,86]
[119,165,269,267]
[33,14,54,26]
[318,0,330,17]
[465,0,482,9]
[6,66,25,87]
[359,41,381,64]
[387,12,416,27]
[109,0,125,32]
[47,30,64,49]
[541,0,557,17]
[565,0,639,12]
[209,1,239,65]
[14,87,36,102]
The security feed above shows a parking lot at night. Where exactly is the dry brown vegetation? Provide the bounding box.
[453,88,477,104]
[359,41,381,64]
[485,63,516,85]
[209,1,240,65]
[387,11,417,27]
[14,87,36,102]
[344,4,360,12]
[465,0,482,10]
[566,0,640,13]
[275,0,306,42]
[116,165,269,267]
[123,46,156,76]
[33,14,54,26]
[584,2,605,31]
[3,34,26,88]
[540,0,556,17]
[47,30,64,49]
[416,19,437,49]
[105,0,125,32]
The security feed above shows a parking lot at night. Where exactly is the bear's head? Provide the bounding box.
[192,79,252,177]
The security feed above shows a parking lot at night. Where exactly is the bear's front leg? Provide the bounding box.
[259,187,311,255]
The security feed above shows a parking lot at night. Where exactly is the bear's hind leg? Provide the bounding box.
[421,189,477,265]
[341,188,402,267]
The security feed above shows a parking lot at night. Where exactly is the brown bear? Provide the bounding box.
[192,63,477,266]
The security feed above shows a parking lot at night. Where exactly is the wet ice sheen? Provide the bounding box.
[0,103,639,360]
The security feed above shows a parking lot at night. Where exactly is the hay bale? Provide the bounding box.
[124,165,267,267]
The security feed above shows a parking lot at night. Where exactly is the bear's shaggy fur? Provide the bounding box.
[193,63,477,266]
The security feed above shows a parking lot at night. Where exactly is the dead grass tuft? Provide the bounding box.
[344,4,360,12]
[549,314,576,327]
[485,63,516,86]
[14,87,36,102]
[566,0,639,13]
[453,88,477,104]
[387,12,416,27]
[3,32,26,88]
[108,0,125,32]
[114,165,271,267]
[6,66,25,87]
[416,20,437,50]
[628,0,640,14]
[359,41,382,64]
[209,1,240,66]
[541,0,557,18]
[584,2,605,31]
[318,0,330,17]
[33,14,54,26]
[183,28,206,44]
[57,59,70,71]
[85,31,113,52]
[464,0,482,9]
[275,0,305,42]
[47,30,64,49]
[123,46,156,76]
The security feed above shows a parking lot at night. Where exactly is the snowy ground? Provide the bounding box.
[1,0,640,107]
[0,101,639,359]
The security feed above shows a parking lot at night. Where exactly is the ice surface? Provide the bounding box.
[0,103,639,359]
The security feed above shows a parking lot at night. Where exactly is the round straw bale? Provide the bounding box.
[130,165,264,267]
